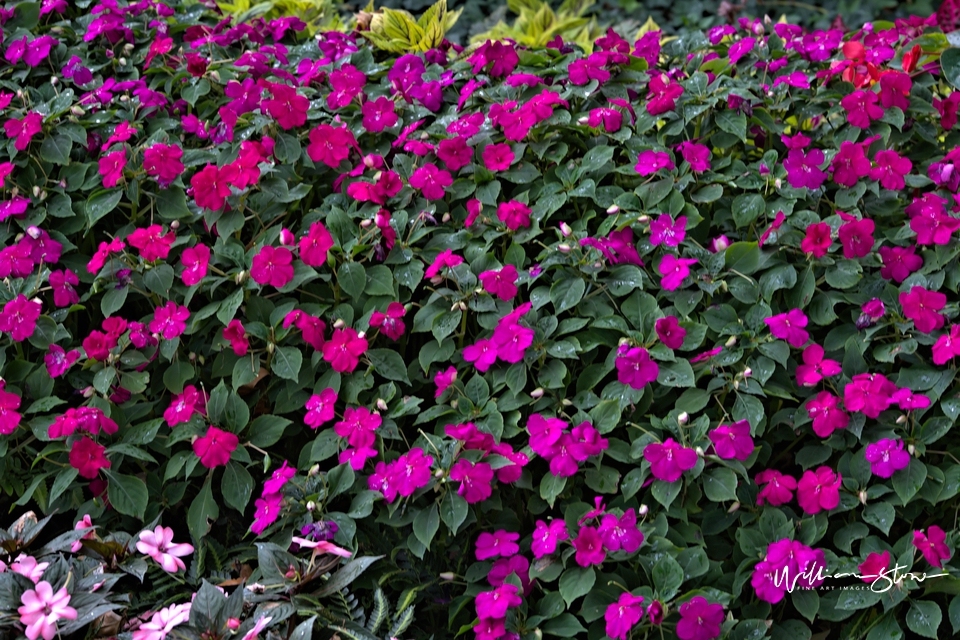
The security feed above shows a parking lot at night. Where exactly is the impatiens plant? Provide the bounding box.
[2,1,960,639]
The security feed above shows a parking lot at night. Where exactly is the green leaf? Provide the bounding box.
[732,194,764,228]
[657,360,695,387]
[86,190,123,228]
[716,110,747,140]
[550,277,585,313]
[440,490,468,535]
[104,470,148,520]
[271,346,303,381]
[412,503,440,550]
[367,349,411,383]
[144,264,175,297]
[188,478,220,541]
[365,265,395,296]
[40,135,72,165]
[155,187,191,220]
[249,415,292,448]
[703,468,738,501]
[222,462,253,514]
[949,594,960,634]
[652,555,684,600]
[163,360,195,394]
[314,556,383,598]
[275,133,302,164]
[944,48,960,90]
[540,473,566,508]
[863,501,895,535]
[338,262,367,298]
[217,287,244,325]
[541,613,587,636]
[327,464,356,498]
[652,479,681,508]
[906,600,942,638]
[792,589,819,623]
[892,459,927,505]
[100,286,128,317]
[725,242,762,275]
[559,567,595,606]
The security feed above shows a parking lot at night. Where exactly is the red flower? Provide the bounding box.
[98,150,126,188]
[307,124,356,168]
[223,319,249,356]
[127,225,175,262]
[190,164,237,211]
[261,81,308,130]
[69,437,111,479]
[193,426,239,469]
[801,222,832,257]
[251,246,295,288]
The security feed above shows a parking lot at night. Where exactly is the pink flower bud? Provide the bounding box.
[227,618,241,631]
[560,222,572,236]
[26,226,41,240]
[279,228,295,246]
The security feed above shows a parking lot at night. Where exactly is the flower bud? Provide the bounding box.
[743,368,752,378]
[123,43,135,54]
[306,501,316,511]
[451,302,460,312]
[267,342,275,354]
[50,76,58,86]
[727,501,740,513]
[227,618,241,631]
[560,222,572,237]
[39,190,47,201]
[434,468,445,478]
[458,301,467,311]
[606,205,619,215]
[32,186,40,197]
[360,219,373,228]
[309,465,320,477]
[733,379,740,390]
[198,355,205,365]
[558,243,571,253]
[357,331,366,340]
[284,566,297,580]
[333,318,345,329]
[908,443,916,456]
[637,214,650,224]
[696,446,705,457]
[450,400,458,409]
[439,572,456,581]
[577,116,589,124]
[83,386,96,398]
[209,71,220,83]
[26,226,41,240]
[774,178,782,189]
[442,213,451,223]
[170,220,180,230]
[858,490,868,505]
[561,398,572,406]
[725,336,737,347]
[896,414,908,425]
[188,352,197,362]
[235,270,246,285]
[279,228,295,246]
[531,388,544,399]
[638,504,649,516]
[376,398,388,411]
[678,412,689,426]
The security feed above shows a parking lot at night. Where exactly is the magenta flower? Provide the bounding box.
[532,519,569,558]
[361,96,397,133]
[482,143,514,171]
[615,345,659,389]
[497,201,532,230]
[604,593,645,640]
[891,387,931,411]
[10,555,48,583]
[307,124,356,168]
[99,150,126,188]
[475,530,520,560]
[783,148,826,190]
[44,344,80,379]
[143,143,185,187]
[797,466,841,514]
[300,221,335,267]
[752,539,825,604]
[434,366,457,398]
[193,426,238,469]
[643,438,698,482]
[322,327,368,373]
[870,150,911,190]
[334,407,381,449]
[389,448,434,497]
[677,141,711,172]
[831,140,872,187]
[659,254,697,290]
[409,163,453,200]
[492,317,534,364]
[223,319,249,356]
[597,510,644,553]
[572,525,607,567]
[180,244,211,286]
[425,249,464,279]
[149,301,190,339]
[900,285,946,333]
[801,222,832,257]
[878,245,922,283]
[262,82,308,129]
[437,137,471,171]
[136,526,195,573]
[933,325,960,365]
[649,214,686,247]
[862,298,885,319]
[163,385,207,427]
[647,600,663,625]
[464,338,498,372]
[708,420,755,460]
[0,295,41,342]
[764,308,809,348]
[18,581,77,640]
[913,526,952,568]
[676,597,723,640]
[806,391,849,437]
[859,551,891,584]
[475,584,522,620]
[304,388,337,429]
[755,469,797,506]
[646,73,683,115]
[251,246,295,289]
[635,150,675,176]
[450,459,493,503]
[865,439,910,478]
[838,216,875,258]
[369,302,407,341]
[488,555,531,594]
[655,316,686,349]
[795,344,842,386]
[479,264,518,301]
[841,90,884,128]
[4,112,43,151]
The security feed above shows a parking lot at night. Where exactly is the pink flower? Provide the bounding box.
[806,391,849,437]
[677,141,711,172]
[646,73,683,115]
[69,437,110,479]
[831,140,872,187]
[597,510,644,553]
[11,555,48,583]
[132,603,192,640]
[475,584,522,620]
[572,526,606,567]
[659,254,697,290]
[143,144,184,187]
[797,466,841,514]
[482,143,514,171]
[475,530,520,560]
[497,201,532,230]
[434,366,457,398]
[858,551,891,584]
[605,593,645,640]
[913,526,952,568]
[587,107,622,131]
[149,301,190,339]
[322,327,368,373]
[795,344,842,386]
[250,493,283,535]
[251,246,294,289]
[649,215,686,247]
[190,164,236,211]
[193,426,239,469]
[128,225,175,262]
[300,221,335,267]
[425,249,464,279]
[709,235,730,253]
[838,216,875,258]
[361,96,397,133]
[801,222,832,257]
[164,385,208,427]
[449,459,493,503]
[180,244,211,286]
[616,345,659,389]
[304,389,337,429]
[841,90,884,128]
[0,295,41,341]
[784,148,827,190]
[708,420,754,460]
[752,539,825,604]
[44,344,80,378]
[862,298,885,319]
[307,124,356,168]
[223,320,249,356]
[644,438,698,482]
[878,245,922,283]
[136,526,194,573]
[900,285,946,333]
[409,163,453,200]
[99,150,126,187]
[647,600,663,626]
[676,597,723,640]
[262,82,308,129]
[532,519,569,558]
[436,136,471,171]
[479,265,518,301]
[764,308,809,348]
[0,389,20,435]
[865,438,910,478]
[334,407,381,448]
[492,319,534,364]
[635,150,675,176]
[892,387,931,411]
[369,302,406,340]
[51,269,82,306]
[655,316,686,349]
[4,112,43,151]
[870,150,912,190]
[464,339,498,372]
[755,469,797,506]
[18,581,77,640]
[389,448,434,497]
[933,325,960,365]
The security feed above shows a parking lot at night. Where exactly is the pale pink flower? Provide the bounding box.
[132,603,192,640]
[18,581,77,640]
[136,526,195,573]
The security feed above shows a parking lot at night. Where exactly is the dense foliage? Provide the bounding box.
[3,1,960,640]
